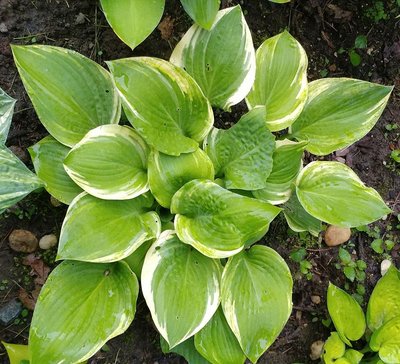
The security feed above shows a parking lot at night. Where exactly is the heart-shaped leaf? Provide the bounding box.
[283,193,322,237]
[290,78,392,155]
[296,162,391,227]
[221,246,292,363]
[12,45,120,147]
[194,307,246,364]
[100,0,165,50]
[149,148,214,208]
[64,125,149,200]
[142,231,222,348]
[29,261,138,364]
[246,31,308,132]
[170,6,255,110]
[253,140,306,205]
[180,0,220,29]
[28,136,83,205]
[369,316,400,363]
[108,57,213,156]
[367,265,400,332]
[323,332,346,364]
[58,193,160,262]
[327,283,366,346]
[171,180,281,258]
[0,87,16,145]
[204,107,275,190]
[0,147,43,212]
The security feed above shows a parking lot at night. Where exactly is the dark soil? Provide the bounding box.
[0,0,399,363]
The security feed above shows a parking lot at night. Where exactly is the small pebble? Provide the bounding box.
[335,147,350,157]
[0,22,8,33]
[310,340,324,361]
[381,259,392,276]
[334,156,346,164]
[311,295,321,305]
[324,225,351,247]
[9,229,38,253]
[39,234,58,250]
[0,299,22,325]
[75,12,86,25]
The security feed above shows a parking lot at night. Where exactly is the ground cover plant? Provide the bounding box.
[0,1,398,363]
[323,264,400,364]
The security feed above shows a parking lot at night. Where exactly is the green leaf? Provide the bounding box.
[28,136,82,205]
[349,50,361,67]
[30,261,138,363]
[124,239,153,279]
[327,283,366,346]
[296,161,391,227]
[283,193,322,237]
[339,248,352,264]
[371,239,384,254]
[180,0,220,29]
[108,57,212,156]
[160,337,210,364]
[148,148,214,208]
[221,246,293,363]
[204,107,275,190]
[323,332,346,364]
[101,0,165,49]
[367,265,400,332]
[171,180,281,258]
[0,87,16,145]
[253,140,307,205]
[355,35,367,49]
[343,349,363,364]
[369,316,400,363]
[2,343,29,364]
[0,147,43,212]
[58,193,160,262]
[246,31,308,131]
[11,45,120,147]
[290,78,392,155]
[344,267,356,282]
[64,125,149,200]
[142,231,221,348]
[170,6,255,110]
[194,308,246,364]
[269,0,290,3]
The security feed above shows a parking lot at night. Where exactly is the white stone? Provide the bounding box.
[39,234,58,250]
[381,259,392,276]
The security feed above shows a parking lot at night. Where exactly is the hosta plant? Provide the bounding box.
[1,4,392,364]
[323,264,400,364]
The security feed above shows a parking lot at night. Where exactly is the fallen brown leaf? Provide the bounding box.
[158,16,175,41]
[327,4,353,22]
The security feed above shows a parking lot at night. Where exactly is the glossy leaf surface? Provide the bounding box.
[327,283,366,346]
[367,265,400,332]
[283,193,322,237]
[101,0,165,49]
[142,231,222,348]
[12,45,120,147]
[290,78,392,155]
[148,148,214,208]
[370,316,400,363]
[246,31,308,131]
[0,87,16,144]
[253,140,306,204]
[64,125,149,200]
[108,57,213,156]
[29,136,82,205]
[30,261,138,364]
[171,180,281,258]
[194,308,245,364]
[221,246,292,363]
[58,193,160,262]
[204,107,275,190]
[180,0,220,29]
[0,147,43,212]
[124,240,153,279]
[170,6,255,110]
[2,343,29,364]
[296,162,391,227]
[161,337,210,364]
[323,332,346,364]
